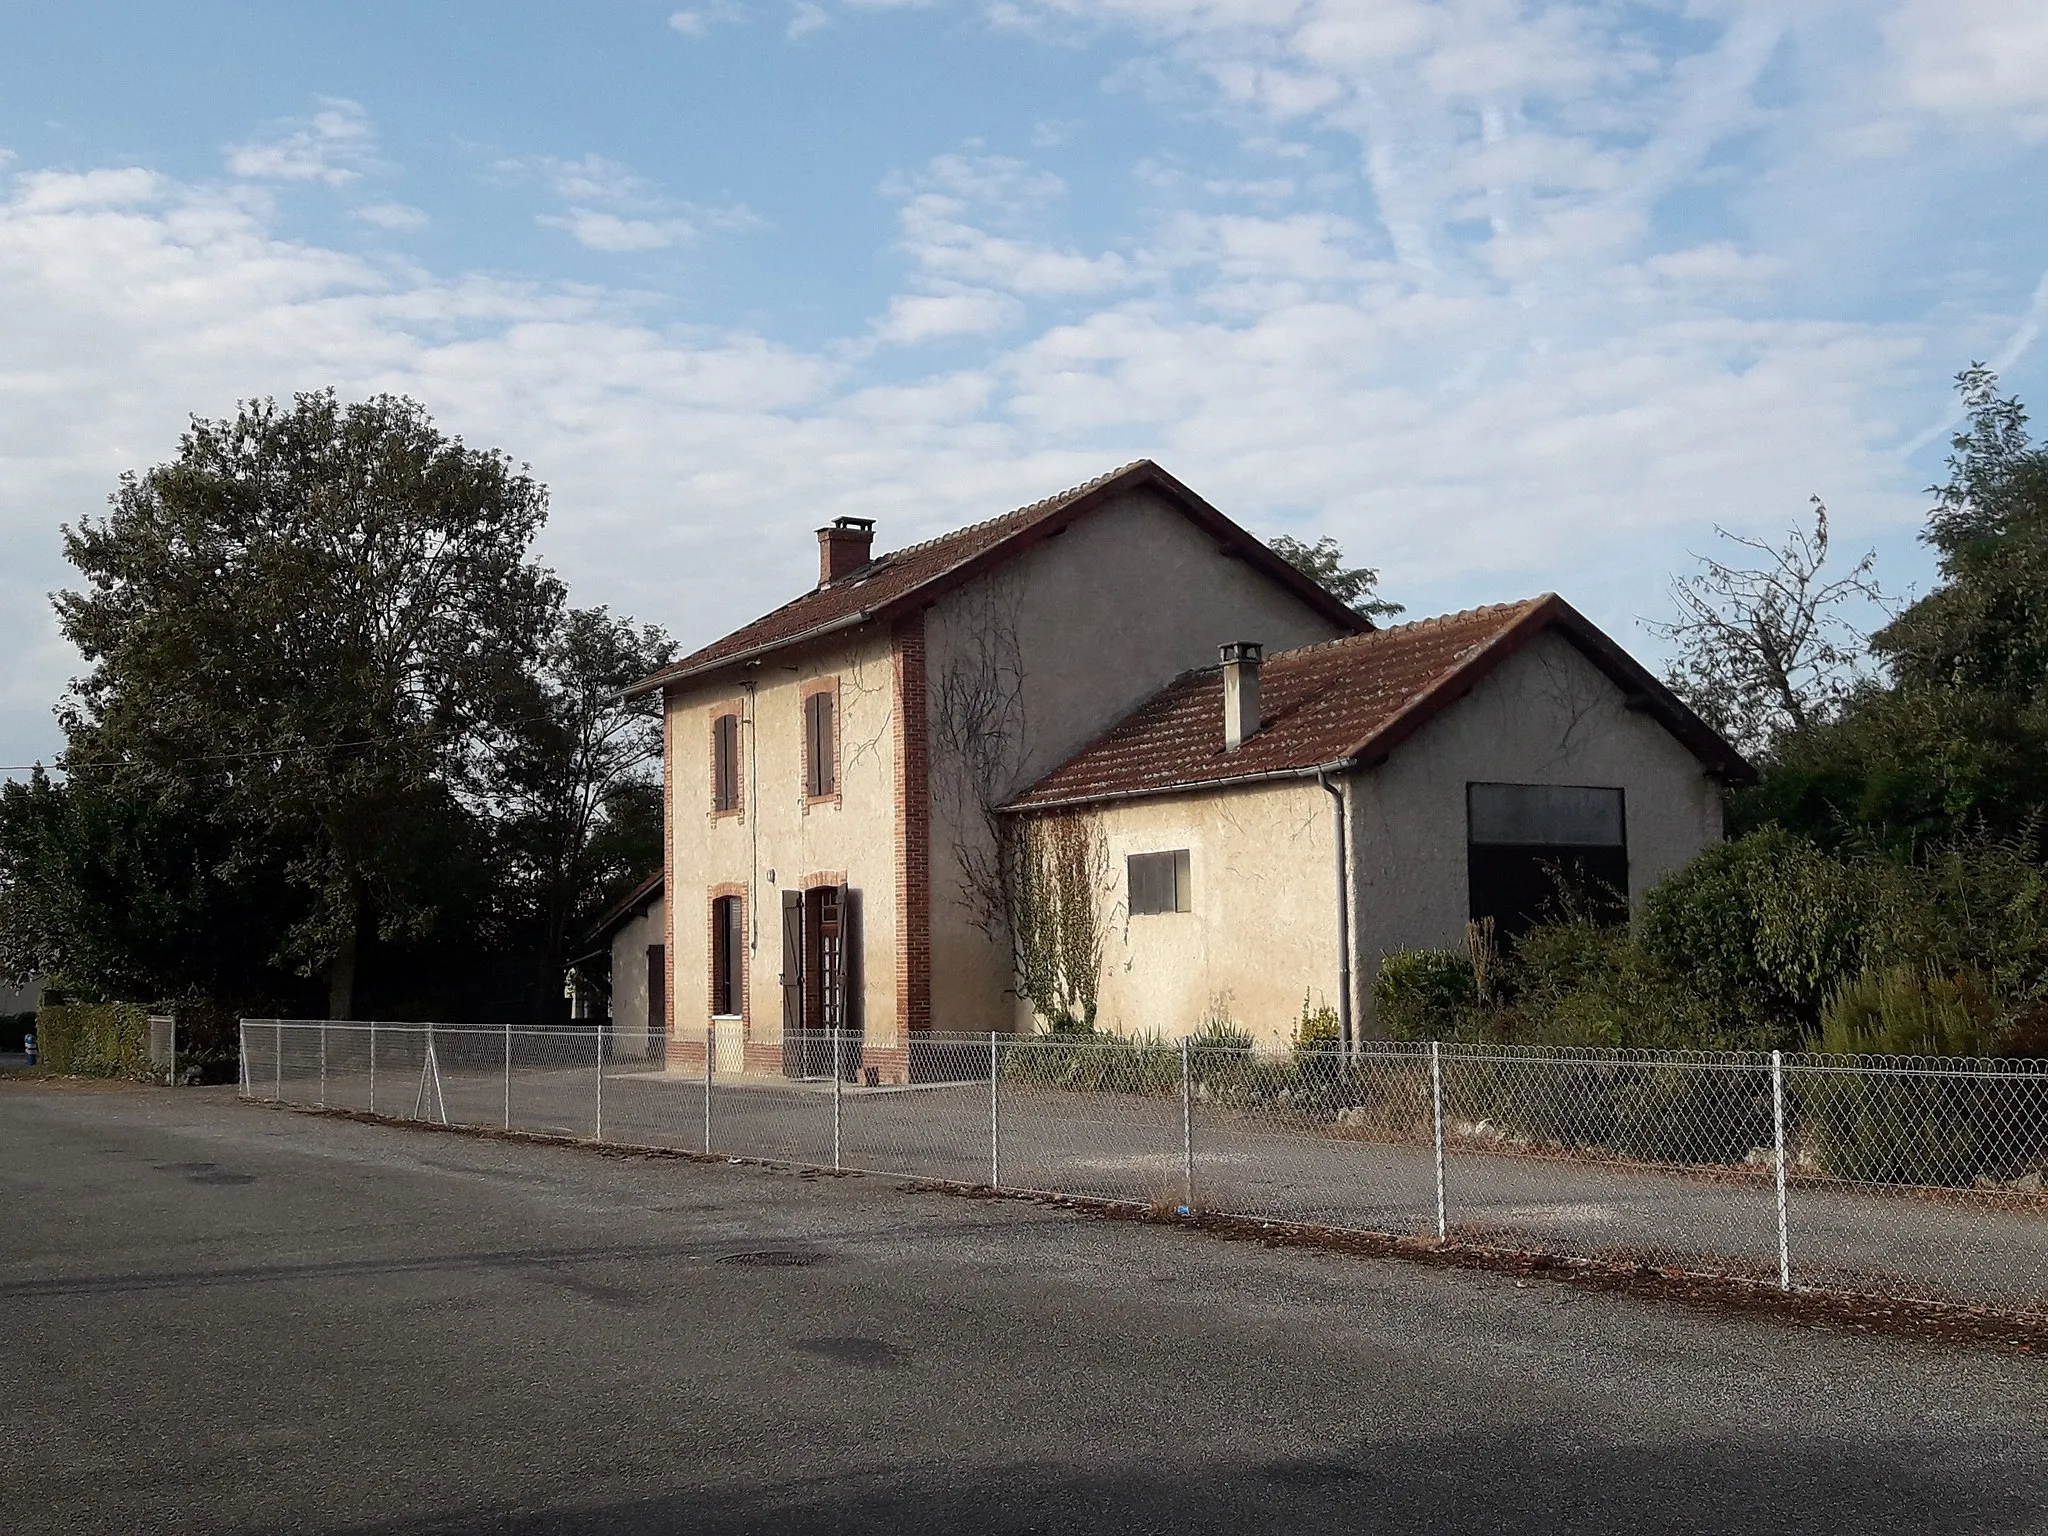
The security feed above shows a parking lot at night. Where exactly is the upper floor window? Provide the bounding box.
[804,687,838,799]
[711,712,741,813]
[1128,849,1191,915]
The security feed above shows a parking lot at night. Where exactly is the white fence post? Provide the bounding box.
[594,1022,604,1143]
[832,1028,843,1172]
[169,1013,177,1088]
[238,1022,248,1098]
[274,1020,282,1103]
[1773,1049,1791,1291]
[503,1022,512,1130]
[319,1020,327,1109]
[369,1020,377,1115]
[1181,1036,1194,1212]
[989,1032,1001,1189]
[703,1030,713,1155]
[1430,1040,1448,1243]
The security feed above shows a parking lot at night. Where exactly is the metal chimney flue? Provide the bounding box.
[1221,641,1263,751]
[817,517,876,586]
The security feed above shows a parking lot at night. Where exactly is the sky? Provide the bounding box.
[3,0,2047,770]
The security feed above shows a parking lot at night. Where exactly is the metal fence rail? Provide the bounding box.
[240,1022,2048,1318]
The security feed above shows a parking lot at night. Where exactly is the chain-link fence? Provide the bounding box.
[240,1022,2048,1318]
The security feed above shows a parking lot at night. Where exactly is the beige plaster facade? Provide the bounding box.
[1343,629,1723,1034]
[605,897,665,1060]
[922,487,1347,1032]
[1031,627,1727,1052]
[663,626,903,1069]
[1045,779,1341,1046]
[645,463,1734,1076]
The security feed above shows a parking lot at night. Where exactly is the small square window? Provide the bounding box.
[1127,849,1191,915]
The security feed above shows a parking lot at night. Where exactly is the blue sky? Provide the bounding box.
[3,0,2047,768]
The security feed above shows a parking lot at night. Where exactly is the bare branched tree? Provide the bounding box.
[1646,499,1885,758]
[930,576,1028,939]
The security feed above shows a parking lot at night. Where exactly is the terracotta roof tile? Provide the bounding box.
[629,463,1154,694]
[625,459,1368,696]
[1004,595,1752,809]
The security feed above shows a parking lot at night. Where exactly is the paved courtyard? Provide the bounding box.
[3,1077,2045,1534]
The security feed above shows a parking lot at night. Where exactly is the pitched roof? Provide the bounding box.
[576,869,663,956]
[624,460,1369,698]
[1004,594,1752,811]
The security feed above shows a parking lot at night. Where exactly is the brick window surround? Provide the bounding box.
[709,704,744,820]
[800,676,842,809]
[707,884,748,1024]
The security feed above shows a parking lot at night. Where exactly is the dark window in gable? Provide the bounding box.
[804,689,837,798]
[1127,849,1192,915]
[712,713,740,812]
[1467,783,1627,941]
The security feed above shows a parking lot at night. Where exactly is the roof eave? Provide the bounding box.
[622,610,874,700]
[1000,754,1360,815]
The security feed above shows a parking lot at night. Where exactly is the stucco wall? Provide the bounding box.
[664,626,902,1057]
[923,486,1351,1032]
[1347,629,1725,1032]
[1057,779,1341,1051]
[607,897,664,1059]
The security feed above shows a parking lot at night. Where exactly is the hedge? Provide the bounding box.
[36,1001,155,1079]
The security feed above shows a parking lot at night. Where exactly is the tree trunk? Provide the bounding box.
[327,907,361,1020]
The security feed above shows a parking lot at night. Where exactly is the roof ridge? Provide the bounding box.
[872,459,1155,564]
[1265,596,1548,661]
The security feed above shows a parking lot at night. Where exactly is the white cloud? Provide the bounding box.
[224,98,378,186]
[540,209,696,252]
[874,289,1022,343]
[787,2,830,40]
[511,153,744,253]
[353,202,429,232]
[531,154,648,206]
[1887,0,2048,139]
[15,168,164,211]
[4,3,2036,769]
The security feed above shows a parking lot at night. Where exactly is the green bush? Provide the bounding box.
[36,1001,154,1078]
[1003,1030,1181,1095]
[1637,827,1868,1027]
[1817,966,2001,1058]
[1375,950,1477,1041]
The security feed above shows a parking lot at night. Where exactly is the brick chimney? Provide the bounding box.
[1221,641,1263,751]
[816,517,875,586]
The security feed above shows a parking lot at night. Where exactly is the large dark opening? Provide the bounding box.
[1466,783,1628,942]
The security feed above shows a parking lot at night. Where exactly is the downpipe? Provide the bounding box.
[1318,770,1354,1057]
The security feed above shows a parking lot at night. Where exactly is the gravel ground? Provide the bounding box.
[2,1075,2045,1534]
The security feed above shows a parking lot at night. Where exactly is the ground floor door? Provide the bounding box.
[781,884,858,1078]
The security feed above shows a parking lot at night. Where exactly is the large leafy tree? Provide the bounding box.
[1740,367,2048,849]
[484,605,675,993]
[54,392,562,1017]
[1267,534,1403,620]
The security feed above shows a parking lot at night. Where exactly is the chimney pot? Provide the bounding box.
[817,517,876,586]
[1221,640,1263,751]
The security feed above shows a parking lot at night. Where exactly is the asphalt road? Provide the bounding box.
[4,1078,2045,1535]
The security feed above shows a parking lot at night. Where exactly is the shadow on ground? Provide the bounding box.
[323,1435,2034,1536]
